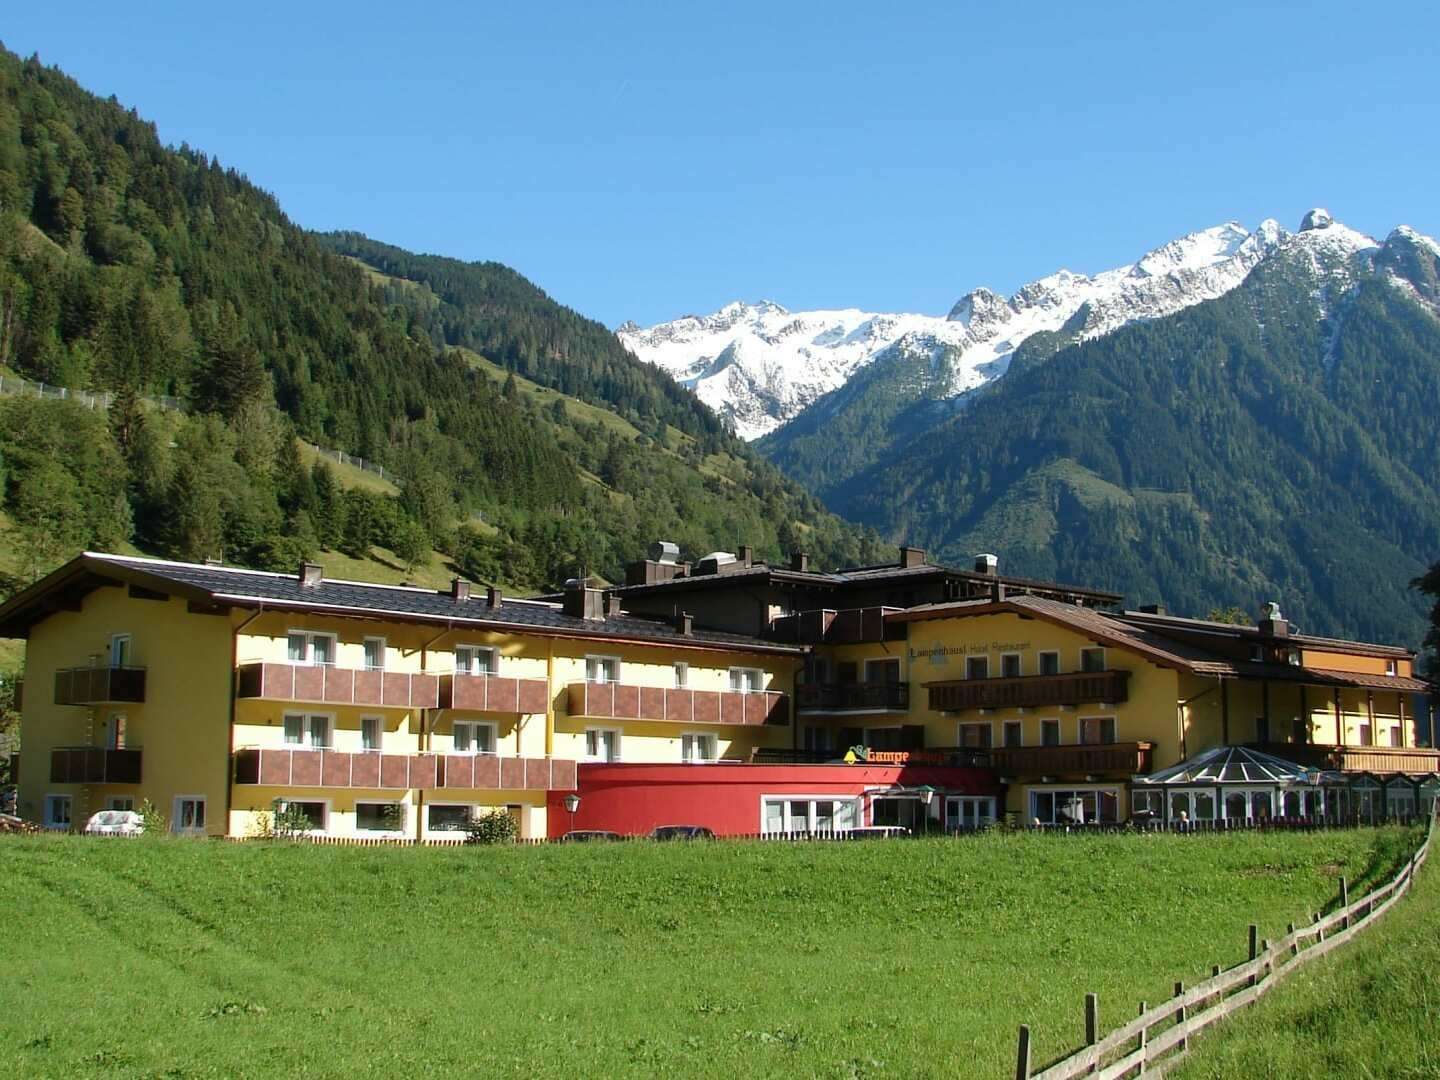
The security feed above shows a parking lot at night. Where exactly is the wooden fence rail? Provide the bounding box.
[1017,808,1436,1079]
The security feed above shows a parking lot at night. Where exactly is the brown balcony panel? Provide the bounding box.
[797,681,910,713]
[235,748,438,789]
[236,663,440,708]
[990,741,1153,777]
[439,754,575,791]
[500,757,526,789]
[1254,742,1440,774]
[53,667,146,705]
[566,682,786,726]
[49,747,142,784]
[927,670,1130,712]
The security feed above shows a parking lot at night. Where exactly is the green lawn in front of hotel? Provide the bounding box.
[0,827,1420,1078]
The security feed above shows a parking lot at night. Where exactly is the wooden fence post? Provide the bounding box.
[1340,877,1350,929]
[1137,1001,1148,1070]
[1287,922,1298,959]
[1015,1025,1031,1080]
[1174,981,1187,1052]
[1085,991,1098,1051]
[1261,940,1272,979]
[1313,911,1323,943]
[1248,924,1259,986]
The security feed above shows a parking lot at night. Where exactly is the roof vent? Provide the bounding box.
[563,578,605,621]
[696,551,740,576]
[648,540,680,565]
[790,551,810,572]
[486,585,502,609]
[673,610,693,636]
[738,544,754,567]
[451,578,471,602]
[1136,603,1166,615]
[974,553,998,576]
[299,562,323,588]
[899,545,926,569]
[604,593,623,617]
[1258,601,1290,638]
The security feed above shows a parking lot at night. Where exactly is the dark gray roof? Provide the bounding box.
[0,554,802,654]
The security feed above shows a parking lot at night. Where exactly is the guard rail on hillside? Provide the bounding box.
[1014,807,1437,1079]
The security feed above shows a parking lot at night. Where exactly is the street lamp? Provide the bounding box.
[563,792,580,835]
[918,786,935,837]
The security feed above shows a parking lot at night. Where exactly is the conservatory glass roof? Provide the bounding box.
[1135,745,1319,786]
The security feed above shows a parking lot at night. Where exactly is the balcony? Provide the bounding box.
[54,666,146,706]
[988,741,1154,777]
[926,670,1130,712]
[796,681,909,713]
[566,682,789,726]
[438,673,549,713]
[50,746,143,784]
[232,748,576,790]
[236,663,439,709]
[1252,742,1440,775]
[768,607,907,645]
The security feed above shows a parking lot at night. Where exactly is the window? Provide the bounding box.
[287,631,336,666]
[455,645,497,676]
[105,712,127,750]
[586,655,620,684]
[1386,659,1397,676]
[1029,787,1120,825]
[681,733,718,762]
[277,800,325,832]
[729,667,764,693]
[1003,720,1023,747]
[109,633,132,668]
[1001,653,1022,678]
[363,637,386,671]
[584,728,620,762]
[44,794,72,830]
[761,796,860,836]
[427,804,473,833]
[283,713,332,748]
[673,662,689,688]
[361,715,383,752]
[1079,716,1117,745]
[1359,722,1373,746]
[1080,648,1106,673]
[1038,651,1060,676]
[453,721,497,755]
[1131,790,1164,819]
[965,655,989,680]
[1391,726,1403,748]
[173,796,207,834]
[1040,718,1061,746]
[959,722,992,749]
[1286,648,1301,667]
[356,802,405,833]
[865,658,901,684]
[105,797,136,812]
[945,797,997,831]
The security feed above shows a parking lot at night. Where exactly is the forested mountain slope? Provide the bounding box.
[0,46,887,597]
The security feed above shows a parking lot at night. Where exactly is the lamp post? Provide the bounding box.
[918,786,935,837]
[563,792,580,836]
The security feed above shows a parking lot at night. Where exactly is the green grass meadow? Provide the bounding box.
[0,828,1420,1078]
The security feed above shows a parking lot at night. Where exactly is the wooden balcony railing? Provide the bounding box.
[54,666,146,705]
[567,682,789,726]
[232,748,577,790]
[1252,742,1440,775]
[989,741,1153,777]
[926,670,1130,712]
[796,681,909,712]
[438,673,549,713]
[50,746,143,784]
[236,662,439,709]
[768,607,907,644]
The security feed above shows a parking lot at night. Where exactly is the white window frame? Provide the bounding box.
[360,714,384,752]
[957,720,993,749]
[673,661,689,688]
[1039,717,1063,746]
[584,727,621,762]
[729,666,764,693]
[1000,652,1023,679]
[863,657,901,683]
[275,797,330,833]
[965,655,990,680]
[172,794,209,835]
[1002,719,1024,747]
[680,731,718,763]
[455,644,499,676]
[363,636,387,672]
[1078,715,1118,745]
[425,801,478,836]
[105,711,127,750]
[1028,785,1122,825]
[283,712,334,748]
[453,720,498,755]
[586,655,621,684]
[1079,647,1106,673]
[354,800,407,836]
[287,630,338,666]
[104,796,136,811]
[43,794,72,830]
[109,633,133,668]
[1385,659,1397,676]
[1038,650,1061,676]
[945,796,997,830]
[759,794,863,836]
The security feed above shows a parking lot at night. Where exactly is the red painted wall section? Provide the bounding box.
[546,763,1001,838]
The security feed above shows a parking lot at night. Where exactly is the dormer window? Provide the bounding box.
[1386,659,1397,677]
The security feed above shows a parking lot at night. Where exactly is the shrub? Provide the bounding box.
[137,798,168,836]
[465,809,519,845]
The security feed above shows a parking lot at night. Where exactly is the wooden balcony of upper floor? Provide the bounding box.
[50,746,143,784]
[795,680,909,713]
[566,682,789,726]
[1251,742,1440,775]
[232,747,577,791]
[437,673,549,713]
[988,740,1154,778]
[926,670,1130,712]
[235,662,440,709]
[768,606,907,645]
[54,666,146,706]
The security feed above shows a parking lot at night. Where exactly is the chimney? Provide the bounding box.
[486,585,502,609]
[899,545,926,569]
[299,562,323,588]
[562,578,605,621]
[673,610,693,636]
[990,581,1006,603]
[604,593,623,617]
[1258,601,1290,638]
[974,553,999,576]
[738,544,754,567]
[790,551,810,572]
[451,577,471,602]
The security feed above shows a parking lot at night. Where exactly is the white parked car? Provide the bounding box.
[83,809,144,836]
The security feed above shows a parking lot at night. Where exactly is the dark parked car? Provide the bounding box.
[648,825,715,841]
[843,826,911,840]
[561,830,622,843]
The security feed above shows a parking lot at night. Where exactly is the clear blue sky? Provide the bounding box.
[7,2,1438,327]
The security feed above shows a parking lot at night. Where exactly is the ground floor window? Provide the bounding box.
[44,794,72,830]
[1131,789,1164,819]
[173,796,207,834]
[585,728,621,762]
[276,799,325,832]
[945,796,996,831]
[356,802,406,833]
[681,733,718,763]
[427,804,474,833]
[1030,787,1120,825]
[104,796,136,811]
[761,796,861,836]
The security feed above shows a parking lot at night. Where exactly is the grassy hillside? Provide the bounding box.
[0,829,1413,1078]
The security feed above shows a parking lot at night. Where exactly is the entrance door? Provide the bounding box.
[945,797,995,831]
